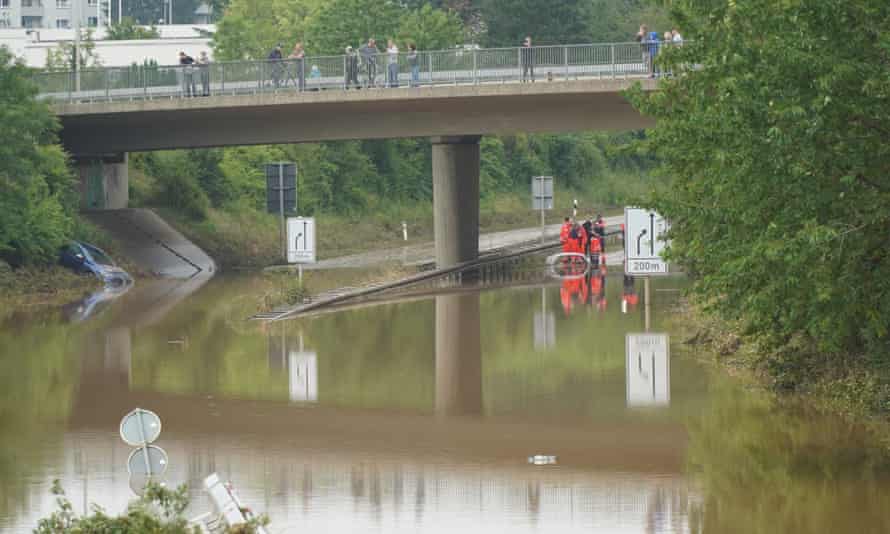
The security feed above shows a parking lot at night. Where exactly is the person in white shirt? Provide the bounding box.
[672,28,683,44]
[387,39,400,87]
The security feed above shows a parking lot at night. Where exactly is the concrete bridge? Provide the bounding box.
[40,43,657,267]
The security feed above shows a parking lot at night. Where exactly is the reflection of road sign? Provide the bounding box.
[287,217,316,264]
[531,176,554,210]
[625,333,670,407]
[289,351,318,402]
[120,408,162,446]
[533,311,556,350]
[265,163,297,214]
[624,207,670,275]
[127,445,169,476]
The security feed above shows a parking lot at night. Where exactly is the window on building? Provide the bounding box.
[87,0,96,5]
[22,15,43,28]
[87,16,97,26]
[56,0,70,8]
[56,18,69,28]
[0,0,10,9]
[22,0,43,7]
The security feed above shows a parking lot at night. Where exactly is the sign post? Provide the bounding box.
[119,408,167,495]
[265,163,298,262]
[287,216,316,282]
[624,207,670,276]
[532,176,554,242]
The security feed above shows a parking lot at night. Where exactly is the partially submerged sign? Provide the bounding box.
[127,445,169,476]
[624,207,670,275]
[119,408,162,447]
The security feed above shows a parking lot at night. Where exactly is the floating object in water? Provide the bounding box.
[527,455,558,465]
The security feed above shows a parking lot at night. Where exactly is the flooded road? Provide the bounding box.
[2,264,889,533]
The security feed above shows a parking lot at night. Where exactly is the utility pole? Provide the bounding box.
[73,0,80,92]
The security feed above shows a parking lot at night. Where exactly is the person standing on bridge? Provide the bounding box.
[636,25,650,75]
[289,42,306,91]
[521,36,535,82]
[360,38,379,88]
[407,43,420,87]
[345,46,361,89]
[198,51,211,96]
[268,44,284,88]
[178,51,196,97]
[387,39,400,87]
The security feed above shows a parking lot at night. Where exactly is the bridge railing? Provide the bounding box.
[34,42,669,103]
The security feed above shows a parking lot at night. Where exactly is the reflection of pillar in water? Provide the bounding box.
[105,327,132,386]
[369,465,382,522]
[435,294,482,416]
[350,465,365,501]
[527,480,541,524]
[301,464,312,514]
[415,470,426,524]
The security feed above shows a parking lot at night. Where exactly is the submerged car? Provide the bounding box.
[60,241,132,286]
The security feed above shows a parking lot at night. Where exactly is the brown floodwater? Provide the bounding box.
[1,265,889,533]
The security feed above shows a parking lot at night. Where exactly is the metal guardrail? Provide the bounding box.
[34,42,674,103]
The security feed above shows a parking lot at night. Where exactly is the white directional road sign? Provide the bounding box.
[624,207,670,275]
[119,408,162,447]
[625,333,670,407]
[287,217,316,264]
[531,176,554,210]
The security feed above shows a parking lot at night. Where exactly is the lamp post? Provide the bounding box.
[73,0,80,92]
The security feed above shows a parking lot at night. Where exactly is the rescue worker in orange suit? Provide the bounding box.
[559,217,572,252]
[574,223,588,255]
[589,230,602,267]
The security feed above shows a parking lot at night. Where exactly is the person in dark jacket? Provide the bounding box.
[268,44,284,88]
[178,51,196,96]
[359,38,378,88]
[345,46,360,89]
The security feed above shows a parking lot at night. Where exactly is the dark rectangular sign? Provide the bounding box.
[265,163,297,214]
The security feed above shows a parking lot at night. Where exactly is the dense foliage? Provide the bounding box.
[0,47,76,267]
[630,0,890,386]
[105,17,161,40]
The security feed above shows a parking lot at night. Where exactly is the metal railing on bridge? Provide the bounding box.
[34,42,672,103]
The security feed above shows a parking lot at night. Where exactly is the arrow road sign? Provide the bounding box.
[624,207,670,275]
[287,217,316,264]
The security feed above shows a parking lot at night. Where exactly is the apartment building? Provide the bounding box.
[0,0,109,30]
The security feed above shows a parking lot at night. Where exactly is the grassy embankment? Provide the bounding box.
[0,217,144,312]
[676,299,890,439]
[153,190,623,269]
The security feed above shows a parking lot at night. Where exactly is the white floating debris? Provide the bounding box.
[527,455,558,465]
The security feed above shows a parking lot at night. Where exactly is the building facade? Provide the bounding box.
[0,0,109,30]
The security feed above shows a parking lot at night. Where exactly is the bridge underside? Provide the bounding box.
[58,80,654,267]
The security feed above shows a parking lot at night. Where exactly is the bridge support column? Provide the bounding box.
[432,136,480,268]
[435,293,482,416]
[75,153,128,210]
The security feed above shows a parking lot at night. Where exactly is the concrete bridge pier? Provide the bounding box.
[75,153,129,210]
[432,136,480,268]
[435,293,482,416]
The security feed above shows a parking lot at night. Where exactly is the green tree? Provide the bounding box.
[480,0,594,46]
[0,47,75,266]
[44,30,101,71]
[397,4,465,50]
[105,17,161,40]
[211,0,320,60]
[629,0,890,379]
[304,0,404,55]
